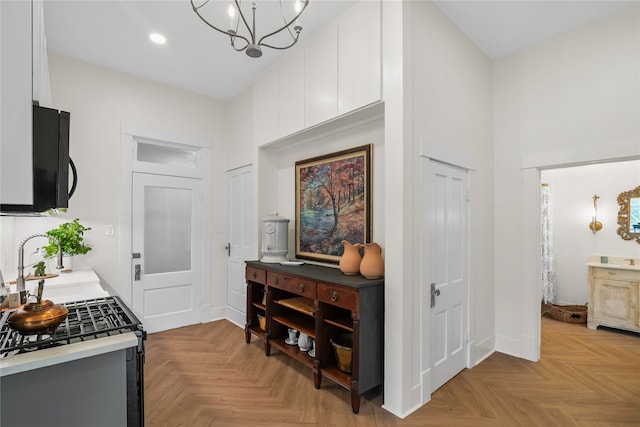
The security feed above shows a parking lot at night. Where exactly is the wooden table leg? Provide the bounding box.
[350,386,361,414]
[313,371,322,389]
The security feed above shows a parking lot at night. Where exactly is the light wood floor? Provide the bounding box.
[144,315,640,426]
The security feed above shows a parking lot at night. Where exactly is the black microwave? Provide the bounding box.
[0,105,76,214]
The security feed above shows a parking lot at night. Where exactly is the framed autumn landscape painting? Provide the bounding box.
[295,144,372,263]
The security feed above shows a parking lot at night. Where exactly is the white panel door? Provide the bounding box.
[132,172,202,333]
[227,165,254,313]
[425,160,469,392]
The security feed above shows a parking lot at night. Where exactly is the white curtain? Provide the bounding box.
[541,184,557,304]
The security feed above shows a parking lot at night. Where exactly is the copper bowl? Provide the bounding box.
[8,299,68,335]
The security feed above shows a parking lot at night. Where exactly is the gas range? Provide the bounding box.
[0,295,145,358]
[0,295,146,427]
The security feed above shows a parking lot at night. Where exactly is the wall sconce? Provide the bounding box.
[589,195,603,234]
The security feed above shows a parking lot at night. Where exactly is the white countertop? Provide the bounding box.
[9,267,109,304]
[0,268,128,376]
[586,262,640,271]
[586,255,640,271]
[0,332,139,377]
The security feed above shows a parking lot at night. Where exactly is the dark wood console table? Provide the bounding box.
[244,261,384,414]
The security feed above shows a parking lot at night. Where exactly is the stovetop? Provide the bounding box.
[0,296,144,358]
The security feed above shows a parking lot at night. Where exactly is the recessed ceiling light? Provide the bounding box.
[149,33,166,45]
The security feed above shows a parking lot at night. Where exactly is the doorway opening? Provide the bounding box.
[538,159,640,338]
[119,123,212,333]
[522,155,640,361]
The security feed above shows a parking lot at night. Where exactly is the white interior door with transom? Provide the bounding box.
[422,159,470,397]
[132,172,203,333]
[226,165,254,324]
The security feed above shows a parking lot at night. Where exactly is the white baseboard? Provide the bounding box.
[225,306,245,328]
[495,333,521,357]
[204,305,227,323]
[474,334,495,365]
[420,367,432,405]
[495,333,538,362]
[520,334,538,362]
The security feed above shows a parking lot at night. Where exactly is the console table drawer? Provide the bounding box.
[246,266,266,284]
[317,283,358,311]
[592,268,640,282]
[268,273,316,299]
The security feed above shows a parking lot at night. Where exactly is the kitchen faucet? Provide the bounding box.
[0,267,6,295]
[16,234,63,292]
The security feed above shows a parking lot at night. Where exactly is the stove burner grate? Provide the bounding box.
[0,296,143,358]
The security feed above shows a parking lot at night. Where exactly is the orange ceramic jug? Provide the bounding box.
[339,241,361,275]
[360,242,384,279]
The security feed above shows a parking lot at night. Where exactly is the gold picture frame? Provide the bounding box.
[295,145,372,263]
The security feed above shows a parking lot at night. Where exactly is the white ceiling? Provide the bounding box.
[433,0,638,60]
[44,0,639,101]
[43,0,356,101]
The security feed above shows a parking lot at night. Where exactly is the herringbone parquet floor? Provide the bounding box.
[144,315,640,426]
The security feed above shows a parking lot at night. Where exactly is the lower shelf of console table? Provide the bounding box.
[244,261,384,414]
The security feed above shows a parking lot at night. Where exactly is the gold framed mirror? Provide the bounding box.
[617,185,640,243]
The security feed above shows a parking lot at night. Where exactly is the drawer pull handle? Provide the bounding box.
[331,291,338,302]
[274,277,279,285]
[299,283,305,293]
[608,272,616,275]
[252,272,257,279]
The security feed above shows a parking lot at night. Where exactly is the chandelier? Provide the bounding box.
[190,0,309,58]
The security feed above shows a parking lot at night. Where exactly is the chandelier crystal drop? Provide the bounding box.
[191,0,309,58]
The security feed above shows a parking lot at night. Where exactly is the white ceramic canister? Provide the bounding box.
[260,213,290,263]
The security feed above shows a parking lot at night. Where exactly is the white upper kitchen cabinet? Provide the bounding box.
[252,0,382,147]
[304,22,338,128]
[253,66,279,147]
[1,0,33,205]
[337,0,382,115]
[278,49,305,138]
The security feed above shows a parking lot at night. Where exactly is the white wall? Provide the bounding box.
[411,0,494,360]
[541,160,640,305]
[494,7,640,359]
[258,118,385,258]
[4,54,230,312]
[352,0,494,416]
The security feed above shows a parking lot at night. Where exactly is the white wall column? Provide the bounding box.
[381,0,421,418]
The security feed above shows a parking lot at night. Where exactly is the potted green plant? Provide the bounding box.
[43,219,92,272]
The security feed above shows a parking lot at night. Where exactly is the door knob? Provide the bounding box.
[430,282,440,308]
